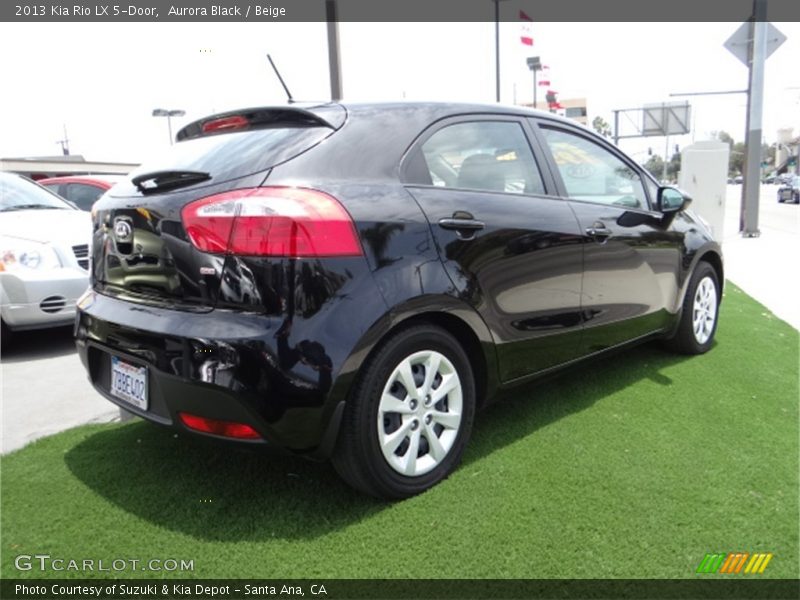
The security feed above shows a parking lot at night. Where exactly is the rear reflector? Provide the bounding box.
[202,115,249,134]
[178,412,261,440]
[181,187,362,257]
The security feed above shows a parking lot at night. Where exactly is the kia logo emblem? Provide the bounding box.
[114,219,133,242]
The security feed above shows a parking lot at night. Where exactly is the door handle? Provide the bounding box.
[438,218,485,231]
[585,223,611,240]
[438,214,485,240]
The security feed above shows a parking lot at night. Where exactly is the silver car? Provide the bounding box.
[1,172,91,341]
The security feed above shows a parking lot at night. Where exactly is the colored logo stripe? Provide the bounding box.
[696,554,726,573]
[745,553,773,574]
[720,553,749,573]
[696,552,773,574]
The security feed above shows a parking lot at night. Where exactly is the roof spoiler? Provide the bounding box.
[176,105,346,142]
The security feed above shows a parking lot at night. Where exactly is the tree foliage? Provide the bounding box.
[643,153,681,183]
[592,116,612,139]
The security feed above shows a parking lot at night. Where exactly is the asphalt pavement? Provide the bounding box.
[1,326,118,454]
[1,184,798,454]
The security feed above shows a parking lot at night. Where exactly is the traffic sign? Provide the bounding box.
[724,21,786,66]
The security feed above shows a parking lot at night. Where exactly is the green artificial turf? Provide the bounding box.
[1,284,797,579]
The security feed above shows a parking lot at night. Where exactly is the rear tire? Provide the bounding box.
[665,262,720,355]
[332,324,475,499]
[0,320,12,352]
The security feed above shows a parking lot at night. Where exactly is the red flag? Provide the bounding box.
[519,10,533,46]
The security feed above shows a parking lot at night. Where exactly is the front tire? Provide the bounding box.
[666,262,720,355]
[332,324,475,499]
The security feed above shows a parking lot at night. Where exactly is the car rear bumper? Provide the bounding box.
[74,286,383,457]
[1,270,88,330]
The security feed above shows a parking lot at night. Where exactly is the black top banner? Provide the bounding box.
[2,0,800,23]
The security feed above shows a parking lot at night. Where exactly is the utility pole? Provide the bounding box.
[740,0,768,237]
[493,0,500,102]
[55,124,70,156]
[326,0,342,101]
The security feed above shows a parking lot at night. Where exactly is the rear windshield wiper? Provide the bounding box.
[1,204,69,211]
[131,170,211,194]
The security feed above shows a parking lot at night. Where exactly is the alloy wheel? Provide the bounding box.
[692,276,717,345]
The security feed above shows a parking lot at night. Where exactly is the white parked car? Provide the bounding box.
[0,172,91,343]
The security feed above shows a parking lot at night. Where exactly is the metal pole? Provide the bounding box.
[613,110,619,146]
[494,0,500,102]
[663,133,669,183]
[326,0,343,101]
[167,116,173,145]
[740,0,767,237]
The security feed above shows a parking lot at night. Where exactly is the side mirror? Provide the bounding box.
[657,186,691,213]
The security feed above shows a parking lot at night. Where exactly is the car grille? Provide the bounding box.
[72,244,90,270]
[40,296,67,314]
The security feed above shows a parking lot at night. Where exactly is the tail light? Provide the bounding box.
[202,115,249,134]
[181,187,362,257]
[179,412,261,440]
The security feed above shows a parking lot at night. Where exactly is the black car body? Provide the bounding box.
[75,103,723,497]
[777,175,799,203]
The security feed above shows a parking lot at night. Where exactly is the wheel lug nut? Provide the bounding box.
[411,419,419,430]
[425,414,432,425]
[410,399,417,410]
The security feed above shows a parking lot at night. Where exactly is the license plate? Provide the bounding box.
[110,356,148,410]
[782,191,792,199]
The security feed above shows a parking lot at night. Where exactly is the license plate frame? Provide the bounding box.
[110,356,149,411]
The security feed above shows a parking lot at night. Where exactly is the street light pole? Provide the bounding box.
[326,0,342,101]
[491,0,510,103]
[152,108,186,145]
[526,56,542,109]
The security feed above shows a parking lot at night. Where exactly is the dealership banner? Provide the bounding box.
[3,579,800,600]
[2,0,800,22]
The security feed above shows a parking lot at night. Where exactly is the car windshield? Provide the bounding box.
[0,173,74,212]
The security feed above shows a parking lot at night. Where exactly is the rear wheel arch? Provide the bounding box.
[330,303,496,418]
[394,311,491,410]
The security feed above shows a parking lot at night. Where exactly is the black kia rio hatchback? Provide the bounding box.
[76,102,722,498]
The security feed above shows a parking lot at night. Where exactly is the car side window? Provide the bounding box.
[65,184,104,210]
[541,127,649,209]
[417,121,546,195]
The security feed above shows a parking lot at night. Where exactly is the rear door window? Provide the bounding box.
[412,121,546,195]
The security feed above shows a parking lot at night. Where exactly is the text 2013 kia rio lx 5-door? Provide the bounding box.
[75,103,723,498]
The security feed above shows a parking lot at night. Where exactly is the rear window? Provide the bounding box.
[120,126,332,194]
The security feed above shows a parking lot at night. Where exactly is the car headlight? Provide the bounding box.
[0,237,62,272]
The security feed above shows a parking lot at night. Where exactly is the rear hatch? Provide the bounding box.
[92,105,346,311]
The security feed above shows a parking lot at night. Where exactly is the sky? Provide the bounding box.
[0,21,798,164]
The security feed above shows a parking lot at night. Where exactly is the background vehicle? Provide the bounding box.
[75,103,723,498]
[39,175,125,211]
[777,175,800,203]
[1,172,91,344]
